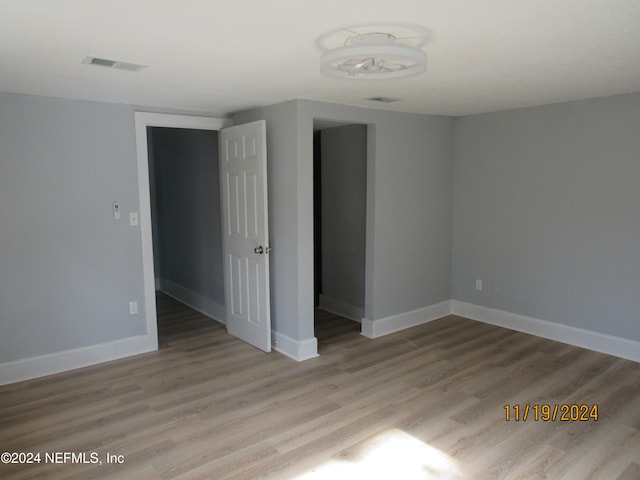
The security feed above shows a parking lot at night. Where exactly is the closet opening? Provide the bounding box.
[313,120,368,349]
[147,126,225,343]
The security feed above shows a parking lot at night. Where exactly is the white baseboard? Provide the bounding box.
[0,335,157,386]
[318,294,363,323]
[159,279,225,324]
[451,300,640,364]
[361,300,452,338]
[5,297,634,385]
[272,330,319,361]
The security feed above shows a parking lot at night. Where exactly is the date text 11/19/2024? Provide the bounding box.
[504,404,599,422]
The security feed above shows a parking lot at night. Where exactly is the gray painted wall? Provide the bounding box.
[6,88,634,370]
[149,127,224,306]
[320,124,367,309]
[234,100,454,342]
[452,93,640,340]
[0,93,145,363]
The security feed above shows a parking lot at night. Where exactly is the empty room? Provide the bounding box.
[1,1,639,479]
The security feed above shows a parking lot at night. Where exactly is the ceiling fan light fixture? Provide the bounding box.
[320,32,427,80]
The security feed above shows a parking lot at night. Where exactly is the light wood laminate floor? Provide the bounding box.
[1,293,639,479]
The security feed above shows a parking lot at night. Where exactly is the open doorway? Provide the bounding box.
[134,113,229,351]
[146,127,225,342]
[136,114,272,353]
[313,120,368,348]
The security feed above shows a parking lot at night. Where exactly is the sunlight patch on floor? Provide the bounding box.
[294,429,463,480]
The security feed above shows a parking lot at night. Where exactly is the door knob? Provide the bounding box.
[254,245,264,254]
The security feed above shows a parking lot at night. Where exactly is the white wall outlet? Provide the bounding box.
[129,301,138,315]
[475,279,483,291]
[129,212,139,226]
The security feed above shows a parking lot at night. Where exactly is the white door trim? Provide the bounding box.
[134,112,231,350]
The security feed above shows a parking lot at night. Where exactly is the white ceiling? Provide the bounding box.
[1,0,640,117]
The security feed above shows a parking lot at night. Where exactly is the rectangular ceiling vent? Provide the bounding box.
[81,56,147,72]
[367,96,401,103]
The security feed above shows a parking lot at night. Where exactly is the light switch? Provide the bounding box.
[113,202,120,220]
[129,212,139,226]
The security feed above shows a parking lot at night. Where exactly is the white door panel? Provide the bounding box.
[220,120,271,352]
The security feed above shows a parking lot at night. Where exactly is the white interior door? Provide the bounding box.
[220,120,271,352]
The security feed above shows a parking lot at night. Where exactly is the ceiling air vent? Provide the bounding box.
[367,96,401,103]
[81,56,147,72]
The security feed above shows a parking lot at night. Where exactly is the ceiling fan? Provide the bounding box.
[320,32,427,80]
